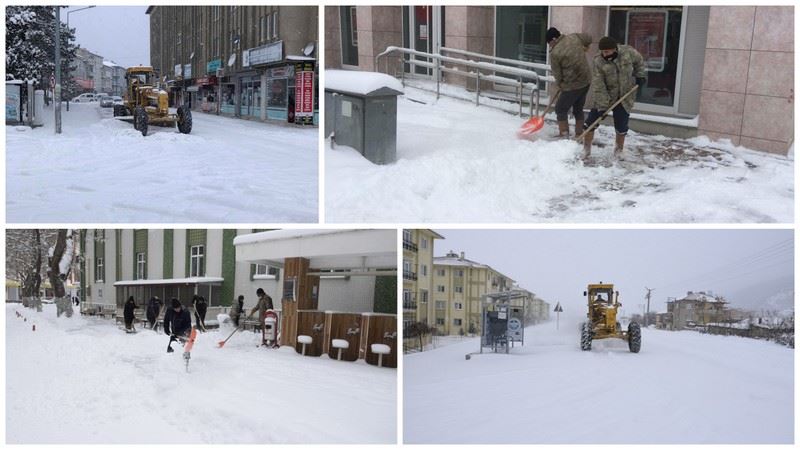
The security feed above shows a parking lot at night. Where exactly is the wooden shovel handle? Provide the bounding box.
[575,85,639,142]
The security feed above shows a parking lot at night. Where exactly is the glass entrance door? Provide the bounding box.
[403,6,445,77]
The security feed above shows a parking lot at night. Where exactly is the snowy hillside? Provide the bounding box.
[326,85,793,223]
[6,103,318,222]
[6,305,396,444]
[404,319,793,444]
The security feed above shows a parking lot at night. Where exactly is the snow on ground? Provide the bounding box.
[404,318,793,444]
[7,103,318,222]
[326,83,793,223]
[6,304,395,444]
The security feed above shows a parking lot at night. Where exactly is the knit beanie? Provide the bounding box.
[598,36,617,50]
[545,27,561,43]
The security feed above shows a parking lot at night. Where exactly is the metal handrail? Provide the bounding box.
[375,46,555,117]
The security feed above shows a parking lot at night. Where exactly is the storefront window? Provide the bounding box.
[496,6,548,87]
[268,78,287,108]
[221,84,235,114]
[608,6,683,108]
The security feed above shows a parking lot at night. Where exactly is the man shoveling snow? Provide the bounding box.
[164,298,192,353]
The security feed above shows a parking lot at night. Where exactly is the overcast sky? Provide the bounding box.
[433,229,793,316]
[64,6,150,68]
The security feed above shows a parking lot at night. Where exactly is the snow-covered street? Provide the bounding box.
[6,304,396,444]
[404,319,793,444]
[326,84,793,223]
[7,103,318,222]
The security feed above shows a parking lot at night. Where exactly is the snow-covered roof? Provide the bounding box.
[325,70,403,96]
[114,277,224,286]
[102,60,120,68]
[234,229,396,271]
[434,256,489,269]
[680,291,725,302]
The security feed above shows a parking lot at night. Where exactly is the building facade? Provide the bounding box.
[326,5,793,155]
[72,47,103,94]
[666,291,731,330]
[402,229,443,331]
[82,229,383,315]
[147,6,319,125]
[432,251,516,335]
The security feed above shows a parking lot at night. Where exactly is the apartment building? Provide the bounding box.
[402,229,444,331]
[666,291,731,330]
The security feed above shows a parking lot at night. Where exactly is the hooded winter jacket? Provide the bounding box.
[590,44,646,112]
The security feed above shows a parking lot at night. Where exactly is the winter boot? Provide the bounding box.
[582,130,594,160]
[574,119,584,138]
[557,120,570,138]
[614,133,626,158]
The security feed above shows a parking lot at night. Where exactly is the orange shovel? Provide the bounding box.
[519,89,561,136]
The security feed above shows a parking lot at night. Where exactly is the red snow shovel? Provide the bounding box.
[217,310,257,348]
[518,89,561,136]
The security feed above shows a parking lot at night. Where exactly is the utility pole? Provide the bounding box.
[65,6,96,112]
[54,6,62,134]
[644,287,654,327]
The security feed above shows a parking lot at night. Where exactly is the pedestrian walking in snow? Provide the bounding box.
[146,296,163,330]
[194,295,208,331]
[164,298,192,353]
[123,296,138,332]
[583,36,646,160]
[546,27,592,139]
[250,288,274,321]
[231,295,245,327]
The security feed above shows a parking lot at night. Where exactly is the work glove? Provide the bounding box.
[635,77,646,89]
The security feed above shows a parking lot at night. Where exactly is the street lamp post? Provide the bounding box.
[65,6,95,112]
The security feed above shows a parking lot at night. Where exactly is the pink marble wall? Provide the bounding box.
[355,6,403,73]
[324,7,342,69]
[699,6,794,155]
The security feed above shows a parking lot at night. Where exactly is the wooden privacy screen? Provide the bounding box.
[361,313,398,368]
[281,257,320,347]
[325,312,362,361]
[295,310,326,356]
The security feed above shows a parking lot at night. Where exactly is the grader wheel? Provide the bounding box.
[628,322,641,353]
[580,322,593,351]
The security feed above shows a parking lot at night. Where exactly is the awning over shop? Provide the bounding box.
[233,229,396,271]
[113,277,223,287]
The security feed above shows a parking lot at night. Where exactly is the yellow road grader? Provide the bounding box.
[580,282,641,353]
[113,66,192,137]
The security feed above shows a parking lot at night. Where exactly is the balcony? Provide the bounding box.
[403,300,417,311]
[403,270,418,281]
[402,240,418,252]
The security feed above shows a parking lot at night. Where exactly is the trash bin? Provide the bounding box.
[325,70,403,165]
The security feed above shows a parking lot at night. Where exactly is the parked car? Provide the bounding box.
[71,93,97,102]
[111,95,123,105]
[99,96,114,108]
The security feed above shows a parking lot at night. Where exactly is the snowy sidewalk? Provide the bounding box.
[6,305,396,444]
[326,85,793,223]
[6,103,318,222]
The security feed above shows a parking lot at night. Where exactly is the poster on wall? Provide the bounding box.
[6,83,21,123]
[625,10,668,72]
[294,61,315,125]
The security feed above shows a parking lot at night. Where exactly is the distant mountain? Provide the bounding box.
[725,275,794,312]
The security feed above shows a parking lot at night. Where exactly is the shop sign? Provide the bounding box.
[174,64,182,77]
[248,41,283,66]
[195,76,217,86]
[183,64,192,79]
[625,10,668,72]
[207,59,222,74]
[243,49,251,68]
[294,61,315,124]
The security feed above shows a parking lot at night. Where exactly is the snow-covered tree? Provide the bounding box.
[6,229,58,311]
[47,230,76,318]
[6,6,78,99]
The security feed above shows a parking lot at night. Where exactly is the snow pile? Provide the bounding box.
[6,102,318,222]
[404,320,793,444]
[326,70,404,95]
[6,304,396,444]
[326,84,793,223]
